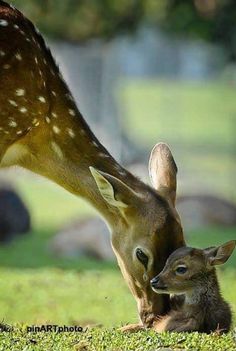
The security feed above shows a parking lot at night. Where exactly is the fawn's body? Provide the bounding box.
[0,1,185,328]
[151,241,235,333]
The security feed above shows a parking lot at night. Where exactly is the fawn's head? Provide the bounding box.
[151,240,236,295]
[90,143,185,324]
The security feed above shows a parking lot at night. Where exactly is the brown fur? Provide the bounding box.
[151,242,235,333]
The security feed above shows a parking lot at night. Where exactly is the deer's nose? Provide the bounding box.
[150,276,160,288]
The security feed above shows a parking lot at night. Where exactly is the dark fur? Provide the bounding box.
[167,269,232,333]
[152,243,235,333]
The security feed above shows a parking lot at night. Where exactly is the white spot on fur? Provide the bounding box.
[35,57,38,64]
[19,107,27,113]
[51,141,63,159]
[119,170,127,176]
[8,100,18,107]
[13,24,19,29]
[98,152,110,158]
[0,20,8,27]
[66,93,73,101]
[3,64,10,69]
[38,96,46,103]
[92,141,98,147]
[15,89,25,96]
[52,112,57,118]
[67,128,75,138]
[0,50,5,56]
[68,109,75,116]
[52,125,60,134]
[16,130,23,135]
[32,119,39,125]
[9,119,17,127]
[45,116,50,124]
[15,53,22,61]
[52,91,56,97]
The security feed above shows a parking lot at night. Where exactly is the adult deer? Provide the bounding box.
[0,1,185,330]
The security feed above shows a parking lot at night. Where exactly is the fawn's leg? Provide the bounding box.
[119,323,145,333]
[154,314,199,333]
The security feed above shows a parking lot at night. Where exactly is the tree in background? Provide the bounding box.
[157,0,236,62]
[10,0,236,62]
[11,0,145,41]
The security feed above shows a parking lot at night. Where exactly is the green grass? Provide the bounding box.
[119,79,236,150]
[0,79,236,349]
[0,327,236,351]
[13,173,96,229]
[0,265,235,328]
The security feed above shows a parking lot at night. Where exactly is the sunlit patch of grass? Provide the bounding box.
[0,326,235,351]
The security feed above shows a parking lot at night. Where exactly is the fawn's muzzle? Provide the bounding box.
[150,275,167,292]
[150,276,160,288]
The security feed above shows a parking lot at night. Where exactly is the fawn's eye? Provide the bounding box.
[175,265,187,275]
[136,248,148,268]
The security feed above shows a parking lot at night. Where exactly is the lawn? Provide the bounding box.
[0,177,235,350]
[0,79,235,350]
[120,79,235,150]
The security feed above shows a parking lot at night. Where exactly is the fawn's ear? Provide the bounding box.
[90,167,143,210]
[205,240,236,266]
[149,143,177,207]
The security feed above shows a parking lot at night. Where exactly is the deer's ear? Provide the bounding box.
[90,167,143,209]
[148,143,177,207]
[205,240,236,266]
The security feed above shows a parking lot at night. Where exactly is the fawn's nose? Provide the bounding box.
[150,276,160,288]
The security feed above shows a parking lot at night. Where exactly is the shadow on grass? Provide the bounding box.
[0,228,117,272]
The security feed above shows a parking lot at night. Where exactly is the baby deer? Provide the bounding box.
[150,240,236,333]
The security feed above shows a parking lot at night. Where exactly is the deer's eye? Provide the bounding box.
[175,265,187,275]
[136,248,148,268]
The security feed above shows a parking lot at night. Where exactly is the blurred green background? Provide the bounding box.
[0,0,235,329]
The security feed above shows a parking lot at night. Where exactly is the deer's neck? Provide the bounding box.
[24,105,143,227]
[184,270,221,307]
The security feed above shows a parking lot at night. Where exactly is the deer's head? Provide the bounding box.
[150,240,236,295]
[90,143,185,326]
